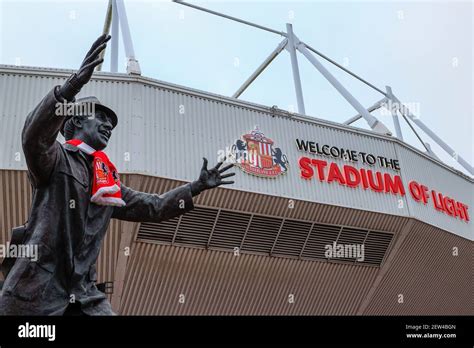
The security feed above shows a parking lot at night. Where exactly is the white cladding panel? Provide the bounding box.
[397,146,472,239]
[0,66,472,240]
[140,85,406,217]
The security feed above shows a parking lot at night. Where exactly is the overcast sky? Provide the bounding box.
[0,0,472,175]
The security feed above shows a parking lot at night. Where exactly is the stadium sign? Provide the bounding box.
[296,138,470,222]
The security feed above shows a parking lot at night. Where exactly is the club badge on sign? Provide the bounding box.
[231,126,289,178]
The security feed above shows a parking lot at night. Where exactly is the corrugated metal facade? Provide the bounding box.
[120,243,379,315]
[396,145,473,238]
[0,170,32,248]
[0,65,472,315]
[363,222,473,315]
[0,171,470,314]
[0,65,472,240]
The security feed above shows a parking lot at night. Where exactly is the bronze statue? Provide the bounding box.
[0,35,234,315]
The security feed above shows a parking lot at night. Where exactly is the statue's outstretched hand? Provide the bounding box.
[76,34,111,85]
[58,34,111,101]
[190,157,235,195]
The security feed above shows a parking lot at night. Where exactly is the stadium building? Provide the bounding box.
[0,63,472,315]
[0,1,472,316]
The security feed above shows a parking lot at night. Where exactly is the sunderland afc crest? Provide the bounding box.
[231,126,289,178]
[95,159,109,184]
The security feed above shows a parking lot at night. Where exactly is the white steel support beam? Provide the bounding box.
[110,0,119,73]
[173,0,286,37]
[297,41,391,135]
[343,98,387,125]
[400,113,433,154]
[171,0,471,176]
[390,109,404,141]
[286,24,305,115]
[116,0,141,75]
[390,93,474,175]
[302,41,387,96]
[96,0,113,72]
[232,38,288,98]
[423,143,439,160]
[385,86,403,140]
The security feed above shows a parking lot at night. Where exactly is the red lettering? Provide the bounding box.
[311,159,327,181]
[443,196,455,216]
[327,162,346,185]
[360,168,369,189]
[409,181,421,202]
[367,170,383,192]
[454,202,464,219]
[299,157,314,180]
[456,202,470,222]
[343,165,360,188]
[421,185,429,203]
[384,174,405,196]
[462,204,470,222]
[431,190,444,211]
[297,161,469,224]
[430,190,470,222]
[410,182,429,204]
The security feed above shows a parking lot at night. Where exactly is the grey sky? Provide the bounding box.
[0,0,472,175]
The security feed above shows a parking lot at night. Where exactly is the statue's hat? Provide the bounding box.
[60,96,118,136]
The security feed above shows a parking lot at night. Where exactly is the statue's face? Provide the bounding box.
[73,110,113,150]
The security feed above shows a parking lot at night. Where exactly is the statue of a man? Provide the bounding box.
[0,35,235,315]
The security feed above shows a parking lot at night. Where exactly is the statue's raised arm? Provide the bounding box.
[21,34,110,187]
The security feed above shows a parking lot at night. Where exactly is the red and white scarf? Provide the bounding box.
[66,139,126,207]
